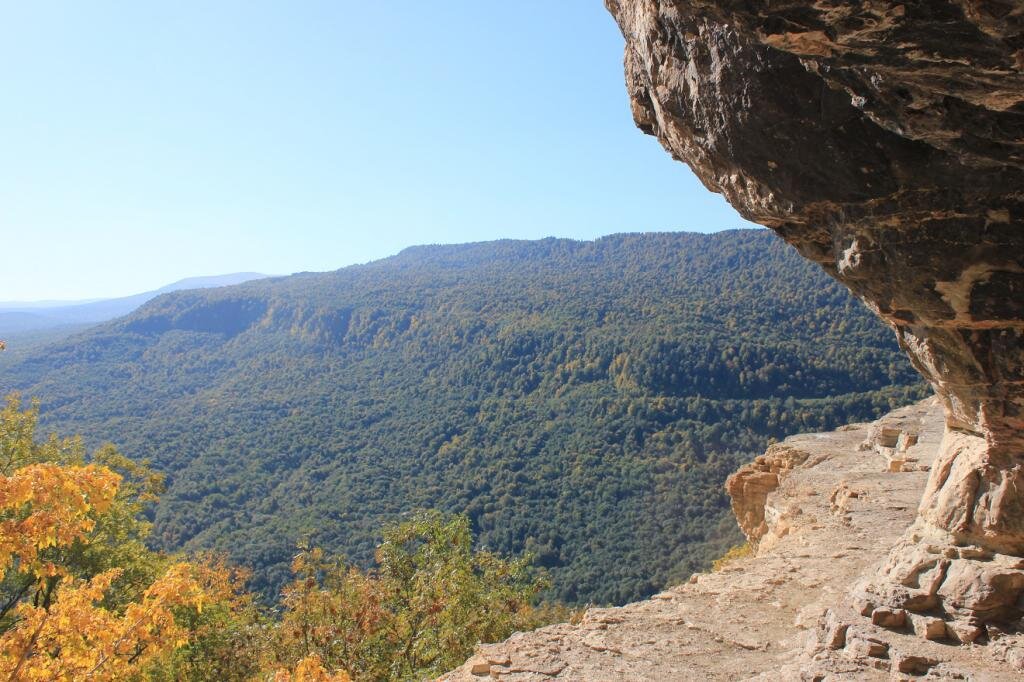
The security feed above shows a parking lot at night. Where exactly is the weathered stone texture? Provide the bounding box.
[606,0,1024,627]
[725,443,810,544]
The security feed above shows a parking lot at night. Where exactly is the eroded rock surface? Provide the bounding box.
[606,0,1024,632]
[442,401,1024,680]
[726,442,811,546]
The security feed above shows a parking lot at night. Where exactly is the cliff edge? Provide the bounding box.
[604,0,1024,640]
[447,2,1023,677]
[443,399,1023,679]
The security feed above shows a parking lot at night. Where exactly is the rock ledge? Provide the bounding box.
[442,400,1024,680]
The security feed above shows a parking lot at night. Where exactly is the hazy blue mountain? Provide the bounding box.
[0,273,270,336]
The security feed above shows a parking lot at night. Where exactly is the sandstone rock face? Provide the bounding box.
[725,442,810,545]
[606,0,1024,626]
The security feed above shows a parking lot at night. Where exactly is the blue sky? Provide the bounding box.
[2,1,756,301]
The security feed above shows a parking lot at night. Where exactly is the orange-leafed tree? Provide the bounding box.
[268,512,549,681]
[0,394,237,680]
[0,563,209,680]
[273,655,352,682]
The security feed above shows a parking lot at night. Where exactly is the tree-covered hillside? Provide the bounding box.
[0,231,927,605]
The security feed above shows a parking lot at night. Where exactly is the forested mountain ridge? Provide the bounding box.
[0,230,928,604]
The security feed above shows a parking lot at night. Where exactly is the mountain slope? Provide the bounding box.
[0,231,927,604]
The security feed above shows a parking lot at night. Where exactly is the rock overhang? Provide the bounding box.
[606,0,1024,637]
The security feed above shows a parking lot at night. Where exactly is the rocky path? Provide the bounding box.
[442,399,1023,680]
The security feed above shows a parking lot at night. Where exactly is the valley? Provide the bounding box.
[0,230,926,605]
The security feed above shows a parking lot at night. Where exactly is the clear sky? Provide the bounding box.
[1,1,756,301]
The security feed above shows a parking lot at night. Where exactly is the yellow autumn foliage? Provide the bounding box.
[0,462,120,581]
[273,655,352,682]
[0,393,230,680]
[0,563,209,680]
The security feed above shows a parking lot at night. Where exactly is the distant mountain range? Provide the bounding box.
[0,231,928,605]
[0,273,270,336]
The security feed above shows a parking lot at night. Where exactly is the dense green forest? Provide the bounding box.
[0,230,927,605]
[0,396,551,680]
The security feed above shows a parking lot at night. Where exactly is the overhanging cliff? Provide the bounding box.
[607,0,1024,640]
[443,4,1023,678]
